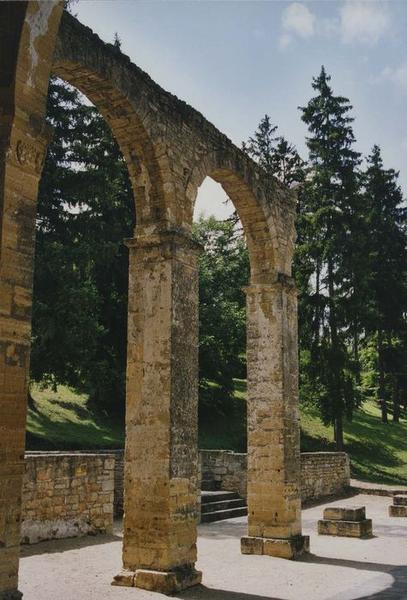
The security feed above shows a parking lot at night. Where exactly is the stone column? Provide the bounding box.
[241,275,309,559]
[113,231,202,594]
[0,117,51,598]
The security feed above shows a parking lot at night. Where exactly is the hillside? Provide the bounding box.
[27,381,407,485]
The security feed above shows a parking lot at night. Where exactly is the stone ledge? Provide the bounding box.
[241,535,310,559]
[112,566,202,595]
[318,518,373,538]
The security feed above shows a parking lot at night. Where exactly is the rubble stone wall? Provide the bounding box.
[22,453,114,544]
[200,450,350,503]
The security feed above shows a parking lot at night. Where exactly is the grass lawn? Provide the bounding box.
[27,380,407,485]
[27,384,124,449]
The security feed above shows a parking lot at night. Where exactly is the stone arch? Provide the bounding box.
[187,148,297,282]
[52,11,178,234]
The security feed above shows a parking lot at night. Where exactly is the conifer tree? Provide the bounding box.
[362,145,407,422]
[299,66,362,449]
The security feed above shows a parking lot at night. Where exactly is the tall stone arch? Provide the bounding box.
[0,4,307,599]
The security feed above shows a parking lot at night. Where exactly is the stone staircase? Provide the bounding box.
[200,491,247,523]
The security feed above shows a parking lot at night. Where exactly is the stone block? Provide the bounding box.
[393,495,407,506]
[241,535,309,559]
[323,506,366,522]
[389,505,407,517]
[112,567,202,594]
[318,518,372,538]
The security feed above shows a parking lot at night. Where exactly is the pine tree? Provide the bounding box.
[362,145,407,423]
[299,66,362,449]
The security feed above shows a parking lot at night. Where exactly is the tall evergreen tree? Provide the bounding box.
[31,78,135,417]
[362,145,407,422]
[299,66,362,449]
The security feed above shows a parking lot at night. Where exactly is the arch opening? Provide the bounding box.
[193,177,248,455]
[28,77,133,450]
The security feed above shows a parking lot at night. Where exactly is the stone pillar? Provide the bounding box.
[0,107,51,600]
[113,231,202,594]
[241,275,309,559]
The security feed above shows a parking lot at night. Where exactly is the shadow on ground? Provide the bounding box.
[20,530,122,557]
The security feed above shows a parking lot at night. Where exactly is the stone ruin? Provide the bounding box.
[1,2,306,596]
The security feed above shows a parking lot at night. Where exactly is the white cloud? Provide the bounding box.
[382,63,407,91]
[340,1,390,44]
[282,3,315,38]
[279,33,293,50]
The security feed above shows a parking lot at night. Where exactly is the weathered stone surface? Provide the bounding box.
[241,535,309,559]
[200,449,350,503]
[323,506,366,522]
[1,2,303,594]
[0,2,64,596]
[21,453,114,543]
[389,505,407,517]
[318,519,373,538]
[393,495,407,506]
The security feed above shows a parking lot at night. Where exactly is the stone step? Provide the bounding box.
[201,491,240,504]
[200,506,248,523]
[393,495,407,506]
[201,498,247,514]
[323,506,366,522]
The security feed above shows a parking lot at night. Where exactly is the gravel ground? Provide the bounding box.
[19,494,407,600]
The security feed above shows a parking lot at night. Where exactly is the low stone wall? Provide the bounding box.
[300,452,351,503]
[22,449,350,539]
[200,449,350,503]
[22,452,114,544]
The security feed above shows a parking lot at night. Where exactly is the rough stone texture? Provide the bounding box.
[323,506,365,522]
[389,494,407,517]
[241,534,309,560]
[318,518,373,538]
[200,450,350,504]
[21,453,114,544]
[389,505,407,517]
[0,2,64,596]
[1,3,302,594]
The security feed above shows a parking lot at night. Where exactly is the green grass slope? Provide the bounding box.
[27,381,407,485]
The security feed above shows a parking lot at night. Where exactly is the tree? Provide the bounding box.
[31,78,135,417]
[362,145,407,423]
[193,216,249,414]
[299,66,363,449]
[243,114,305,186]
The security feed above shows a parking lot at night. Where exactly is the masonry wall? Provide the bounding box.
[22,453,114,544]
[200,450,350,503]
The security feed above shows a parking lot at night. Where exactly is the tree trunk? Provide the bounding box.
[377,328,388,423]
[392,375,400,423]
[334,415,344,451]
[327,254,344,451]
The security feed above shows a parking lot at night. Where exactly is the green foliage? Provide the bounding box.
[193,216,249,418]
[31,78,135,416]
[298,67,363,447]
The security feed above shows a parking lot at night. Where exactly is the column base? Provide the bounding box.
[389,505,407,517]
[0,591,23,600]
[241,535,310,559]
[112,566,202,595]
[318,518,373,538]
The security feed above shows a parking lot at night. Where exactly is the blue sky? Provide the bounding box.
[75,0,407,219]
